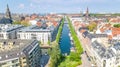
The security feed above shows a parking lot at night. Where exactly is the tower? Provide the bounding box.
[86,7,89,18]
[6,4,12,19]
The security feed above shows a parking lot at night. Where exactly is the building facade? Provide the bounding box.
[90,39,120,67]
[17,25,54,45]
[0,24,24,39]
[0,39,41,67]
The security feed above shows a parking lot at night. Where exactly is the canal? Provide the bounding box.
[59,20,71,55]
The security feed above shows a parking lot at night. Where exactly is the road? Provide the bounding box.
[77,35,92,67]
[77,52,91,67]
[40,54,50,67]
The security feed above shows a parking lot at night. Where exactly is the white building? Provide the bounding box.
[17,24,57,45]
[91,39,120,67]
[70,17,84,24]
[29,20,38,25]
[0,24,24,39]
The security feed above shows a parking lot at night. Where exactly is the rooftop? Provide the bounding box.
[82,31,107,39]
[0,39,38,62]
[96,38,111,48]
[19,25,54,32]
[0,17,12,24]
[0,24,24,32]
[92,40,115,59]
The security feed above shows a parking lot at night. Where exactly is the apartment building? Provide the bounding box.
[17,25,55,45]
[0,39,41,67]
[0,24,24,39]
[91,38,120,67]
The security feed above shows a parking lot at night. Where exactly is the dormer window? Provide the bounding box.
[4,42,6,45]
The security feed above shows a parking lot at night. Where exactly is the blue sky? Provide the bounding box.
[0,0,120,14]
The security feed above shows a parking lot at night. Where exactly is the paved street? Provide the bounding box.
[76,34,92,67]
[82,52,91,67]
[78,52,91,67]
[40,54,50,67]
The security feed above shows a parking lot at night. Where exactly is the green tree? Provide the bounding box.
[21,21,30,26]
[58,17,83,67]
[114,24,120,28]
[87,22,97,31]
[47,40,51,45]
[49,18,65,67]
[13,21,21,24]
[69,52,80,61]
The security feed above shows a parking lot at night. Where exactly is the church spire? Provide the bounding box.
[6,4,12,19]
[86,7,89,18]
[85,7,89,21]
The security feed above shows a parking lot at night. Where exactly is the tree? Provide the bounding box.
[69,52,80,61]
[13,20,30,26]
[21,20,30,26]
[13,21,21,24]
[114,24,120,28]
[87,22,97,32]
[49,18,64,67]
[47,40,51,45]
[49,45,63,67]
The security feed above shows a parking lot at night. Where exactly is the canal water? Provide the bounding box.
[59,20,71,55]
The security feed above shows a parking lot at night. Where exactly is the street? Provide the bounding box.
[77,34,92,67]
[40,54,50,67]
[78,52,91,67]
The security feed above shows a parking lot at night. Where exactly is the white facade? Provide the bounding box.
[17,25,55,45]
[91,40,120,67]
[29,20,37,25]
[0,24,24,39]
[70,17,84,24]
[17,31,51,44]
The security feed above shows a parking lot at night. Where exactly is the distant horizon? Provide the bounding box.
[1,12,120,15]
[0,0,120,14]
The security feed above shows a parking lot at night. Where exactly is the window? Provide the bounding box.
[0,62,7,65]
[103,60,106,67]
[23,57,26,59]
[17,34,20,38]
[0,34,3,37]
[12,59,18,63]
[31,34,36,36]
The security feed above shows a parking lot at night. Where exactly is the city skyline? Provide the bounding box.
[0,0,120,14]
[1,1,120,67]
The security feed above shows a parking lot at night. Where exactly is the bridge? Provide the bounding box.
[64,21,68,24]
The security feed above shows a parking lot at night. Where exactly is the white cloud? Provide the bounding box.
[19,3,25,9]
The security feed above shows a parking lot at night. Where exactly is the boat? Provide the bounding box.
[70,47,75,52]
[68,33,71,36]
[70,37,73,40]
[71,41,73,45]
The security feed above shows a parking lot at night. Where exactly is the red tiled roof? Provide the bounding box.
[80,29,86,33]
[52,21,58,27]
[112,27,120,36]
[109,18,120,22]
[100,24,111,33]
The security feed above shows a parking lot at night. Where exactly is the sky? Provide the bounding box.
[0,0,120,14]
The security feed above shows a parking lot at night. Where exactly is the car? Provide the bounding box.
[88,57,91,61]
[91,64,96,67]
